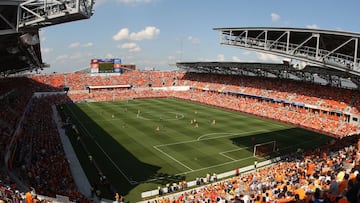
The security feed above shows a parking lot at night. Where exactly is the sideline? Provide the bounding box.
[52,105,91,197]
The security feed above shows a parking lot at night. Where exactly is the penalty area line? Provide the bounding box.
[219,146,250,161]
[153,145,193,171]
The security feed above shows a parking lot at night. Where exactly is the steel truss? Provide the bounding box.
[214,27,360,77]
[0,0,94,74]
[18,0,94,30]
[177,62,360,88]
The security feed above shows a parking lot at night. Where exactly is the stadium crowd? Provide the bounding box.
[147,134,360,203]
[0,70,359,202]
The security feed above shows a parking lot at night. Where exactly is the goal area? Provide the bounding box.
[253,141,276,157]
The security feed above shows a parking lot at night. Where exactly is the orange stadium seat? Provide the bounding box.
[1,71,360,203]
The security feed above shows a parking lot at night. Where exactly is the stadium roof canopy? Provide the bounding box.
[212,27,360,76]
[176,61,360,89]
[177,27,360,88]
[0,0,94,76]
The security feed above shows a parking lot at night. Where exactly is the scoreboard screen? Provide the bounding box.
[98,62,114,72]
[90,58,122,73]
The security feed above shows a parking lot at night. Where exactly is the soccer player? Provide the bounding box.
[137,109,141,118]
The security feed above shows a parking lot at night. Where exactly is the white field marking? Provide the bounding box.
[160,131,319,178]
[197,129,267,141]
[219,153,237,161]
[219,147,250,161]
[154,130,266,148]
[174,133,317,176]
[154,133,234,148]
[152,131,263,174]
[66,105,135,185]
[175,155,255,176]
[153,145,193,171]
[137,112,185,121]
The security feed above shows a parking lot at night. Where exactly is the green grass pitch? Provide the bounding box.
[57,98,334,202]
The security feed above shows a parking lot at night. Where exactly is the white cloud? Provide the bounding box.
[256,52,281,62]
[82,42,94,47]
[113,28,129,41]
[271,13,280,23]
[105,53,115,59]
[113,26,160,41]
[69,52,83,60]
[217,54,225,61]
[55,52,84,62]
[187,36,200,44]
[55,54,69,61]
[119,42,141,52]
[306,24,319,29]
[232,56,241,62]
[68,42,80,48]
[130,26,160,41]
[41,47,53,54]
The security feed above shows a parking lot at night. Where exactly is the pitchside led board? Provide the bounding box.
[90,58,122,73]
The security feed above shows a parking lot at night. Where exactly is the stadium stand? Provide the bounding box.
[0,69,359,203]
[144,134,360,203]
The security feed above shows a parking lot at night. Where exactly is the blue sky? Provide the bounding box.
[40,0,360,73]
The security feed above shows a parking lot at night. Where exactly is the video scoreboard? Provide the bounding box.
[90,58,122,73]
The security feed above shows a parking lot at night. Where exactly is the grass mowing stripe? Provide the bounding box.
[85,100,198,176]
[60,98,334,202]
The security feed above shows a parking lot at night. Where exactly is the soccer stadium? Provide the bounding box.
[1,1,360,203]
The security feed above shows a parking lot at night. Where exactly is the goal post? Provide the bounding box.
[253,141,276,157]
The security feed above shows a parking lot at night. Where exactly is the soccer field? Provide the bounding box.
[58,98,334,202]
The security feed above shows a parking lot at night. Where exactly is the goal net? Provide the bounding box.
[253,141,276,157]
